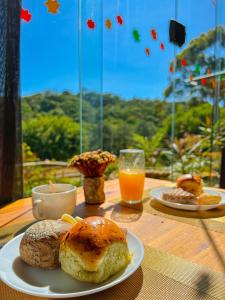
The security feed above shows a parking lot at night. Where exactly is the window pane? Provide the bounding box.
[21,0,80,196]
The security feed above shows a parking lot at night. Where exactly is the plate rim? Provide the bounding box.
[150,186,225,210]
[0,231,144,298]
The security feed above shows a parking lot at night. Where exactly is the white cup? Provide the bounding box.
[32,184,77,220]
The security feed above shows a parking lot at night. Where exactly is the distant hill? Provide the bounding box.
[22,91,224,160]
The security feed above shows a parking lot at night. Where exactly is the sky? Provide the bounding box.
[21,0,223,99]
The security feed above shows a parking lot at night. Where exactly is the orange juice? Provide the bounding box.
[119,169,145,202]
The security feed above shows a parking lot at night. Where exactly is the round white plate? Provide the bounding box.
[0,232,144,298]
[150,187,225,211]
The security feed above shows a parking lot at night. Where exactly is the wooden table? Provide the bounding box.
[1,178,225,299]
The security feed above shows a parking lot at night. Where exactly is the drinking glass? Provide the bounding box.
[118,149,145,204]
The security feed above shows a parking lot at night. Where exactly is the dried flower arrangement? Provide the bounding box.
[69,150,115,204]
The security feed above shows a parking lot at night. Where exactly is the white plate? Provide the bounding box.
[150,187,225,211]
[0,232,144,298]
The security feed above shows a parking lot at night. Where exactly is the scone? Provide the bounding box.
[59,216,131,283]
[20,220,72,269]
[176,174,203,196]
[197,193,221,205]
[162,188,196,204]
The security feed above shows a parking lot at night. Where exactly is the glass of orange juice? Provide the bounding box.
[119,149,145,204]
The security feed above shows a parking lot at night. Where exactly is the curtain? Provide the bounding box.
[0,0,23,205]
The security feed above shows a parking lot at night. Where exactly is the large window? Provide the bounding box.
[21,0,80,195]
[21,0,225,196]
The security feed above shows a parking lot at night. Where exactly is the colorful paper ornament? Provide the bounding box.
[195,64,201,74]
[160,43,165,50]
[105,19,112,29]
[87,19,95,29]
[207,68,211,75]
[189,74,193,81]
[181,59,187,67]
[201,78,206,85]
[45,0,60,14]
[145,48,150,56]
[133,30,140,42]
[21,8,32,22]
[169,64,174,73]
[151,29,157,40]
[116,16,123,25]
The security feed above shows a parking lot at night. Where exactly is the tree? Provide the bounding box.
[23,115,80,160]
[164,26,225,102]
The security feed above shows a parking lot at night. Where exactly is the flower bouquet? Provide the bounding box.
[69,150,115,204]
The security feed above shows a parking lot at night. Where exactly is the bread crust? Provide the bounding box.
[59,216,130,282]
[176,174,202,186]
[60,216,127,271]
[176,174,203,196]
[19,220,71,269]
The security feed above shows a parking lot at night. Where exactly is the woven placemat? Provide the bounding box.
[111,189,225,234]
[0,220,35,249]
[1,246,225,300]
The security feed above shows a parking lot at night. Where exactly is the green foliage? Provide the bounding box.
[23,165,81,197]
[23,115,80,160]
[164,26,225,100]
[23,142,38,162]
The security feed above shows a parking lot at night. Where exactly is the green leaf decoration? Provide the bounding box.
[132,29,140,42]
[195,64,201,74]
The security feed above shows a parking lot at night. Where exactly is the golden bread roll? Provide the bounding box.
[59,216,130,283]
[197,193,221,205]
[20,220,72,269]
[176,174,203,196]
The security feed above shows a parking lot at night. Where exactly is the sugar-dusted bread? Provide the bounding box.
[59,216,130,283]
[20,220,72,269]
[162,188,197,204]
[176,174,203,196]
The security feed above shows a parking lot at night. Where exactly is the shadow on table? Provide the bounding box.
[199,219,225,273]
[110,202,143,223]
[150,199,225,219]
[194,221,225,299]
[12,256,143,299]
[74,201,143,223]
[151,199,225,275]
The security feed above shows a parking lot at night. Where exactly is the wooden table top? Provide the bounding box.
[1,178,225,275]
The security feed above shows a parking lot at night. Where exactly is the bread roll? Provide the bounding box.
[176,174,203,196]
[59,216,130,283]
[20,220,72,269]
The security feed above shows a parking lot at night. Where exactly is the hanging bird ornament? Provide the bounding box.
[87,19,95,29]
[116,15,123,25]
[160,42,165,50]
[133,29,140,42]
[105,19,112,29]
[201,78,206,85]
[151,29,157,40]
[169,64,174,73]
[195,64,201,74]
[45,0,60,14]
[21,8,32,22]
[181,59,187,67]
[145,48,150,56]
